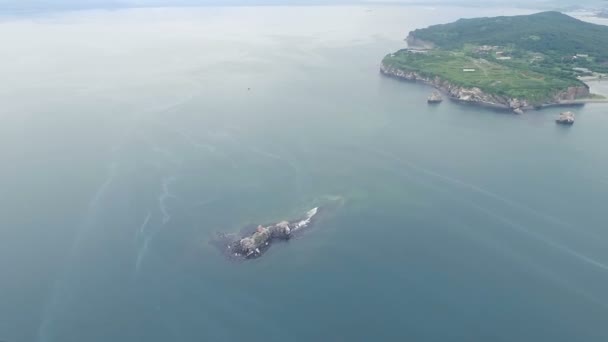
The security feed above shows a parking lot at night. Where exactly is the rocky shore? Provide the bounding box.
[380,62,591,113]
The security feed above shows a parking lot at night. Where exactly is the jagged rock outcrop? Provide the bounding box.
[427,91,443,104]
[556,111,575,125]
[215,207,319,260]
[380,63,590,111]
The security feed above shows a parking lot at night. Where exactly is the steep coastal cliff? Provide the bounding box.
[380,62,590,111]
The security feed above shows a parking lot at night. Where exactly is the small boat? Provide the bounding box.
[556,111,575,125]
[427,91,443,104]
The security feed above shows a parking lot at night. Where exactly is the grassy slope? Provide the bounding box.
[383,50,580,103]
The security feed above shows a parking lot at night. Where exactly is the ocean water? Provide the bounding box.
[1,6,608,342]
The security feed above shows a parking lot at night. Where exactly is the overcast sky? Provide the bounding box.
[0,0,346,11]
[0,0,605,12]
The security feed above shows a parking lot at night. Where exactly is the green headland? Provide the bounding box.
[381,11,608,111]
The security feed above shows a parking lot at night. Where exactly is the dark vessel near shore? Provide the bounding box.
[212,207,319,260]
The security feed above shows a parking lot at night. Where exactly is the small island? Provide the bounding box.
[212,207,320,260]
[381,11,608,112]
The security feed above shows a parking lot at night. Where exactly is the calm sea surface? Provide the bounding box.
[1,6,608,342]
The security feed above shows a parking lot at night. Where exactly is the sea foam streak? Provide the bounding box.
[159,176,176,225]
[368,147,605,242]
[134,211,152,275]
[135,176,178,275]
[373,149,608,273]
[38,163,118,342]
[292,207,319,232]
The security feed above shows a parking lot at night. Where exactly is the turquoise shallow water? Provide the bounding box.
[1,6,608,342]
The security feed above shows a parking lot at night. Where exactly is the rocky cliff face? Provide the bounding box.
[380,63,590,111]
[553,86,590,102]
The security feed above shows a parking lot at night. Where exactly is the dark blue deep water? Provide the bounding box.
[1,6,607,342]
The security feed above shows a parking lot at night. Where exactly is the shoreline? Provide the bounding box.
[558,98,608,104]
[380,63,603,112]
